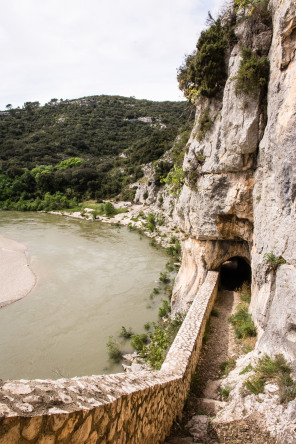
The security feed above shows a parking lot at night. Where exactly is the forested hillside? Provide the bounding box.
[0,95,194,209]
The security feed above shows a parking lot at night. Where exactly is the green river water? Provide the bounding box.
[0,212,168,380]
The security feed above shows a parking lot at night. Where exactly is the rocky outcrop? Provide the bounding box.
[251,0,296,360]
[172,0,296,362]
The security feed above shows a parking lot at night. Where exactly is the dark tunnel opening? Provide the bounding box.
[219,256,251,291]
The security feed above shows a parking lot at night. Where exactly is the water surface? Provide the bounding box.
[0,212,167,380]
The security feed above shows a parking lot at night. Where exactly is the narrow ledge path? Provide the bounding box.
[164,289,276,444]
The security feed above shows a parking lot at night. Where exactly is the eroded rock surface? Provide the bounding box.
[172,0,296,364]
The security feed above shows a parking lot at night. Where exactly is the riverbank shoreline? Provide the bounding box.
[48,200,182,250]
[0,235,36,309]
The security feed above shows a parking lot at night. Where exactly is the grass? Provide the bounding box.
[264,252,286,272]
[220,386,231,400]
[229,283,256,343]
[239,363,253,375]
[244,354,296,404]
[220,357,236,377]
[229,303,257,339]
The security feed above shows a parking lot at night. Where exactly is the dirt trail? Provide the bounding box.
[164,289,276,444]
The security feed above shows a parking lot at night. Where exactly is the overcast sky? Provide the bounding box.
[0,0,225,110]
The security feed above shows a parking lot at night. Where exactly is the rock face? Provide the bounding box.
[251,0,296,360]
[172,0,296,361]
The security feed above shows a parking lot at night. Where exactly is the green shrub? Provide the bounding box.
[104,201,116,216]
[158,299,171,318]
[264,252,286,272]
[245,354,296,403]
[130,333,149,352]
[161,166,184,196]
[235,47,269,97]
[197,108,213,141]
[146,213,156,232]
[120,326,134,339]
[159,271,170,284]
[141,312,185,369]
[106,337,122,362]
[177,20,228,99]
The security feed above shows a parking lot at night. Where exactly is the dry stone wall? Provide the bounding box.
[0,272,219,444]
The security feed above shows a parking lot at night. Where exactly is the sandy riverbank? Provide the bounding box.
[0,235,36,308]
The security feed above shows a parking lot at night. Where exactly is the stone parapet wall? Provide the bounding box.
[0,271,219,444]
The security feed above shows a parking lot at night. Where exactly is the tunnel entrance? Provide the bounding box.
[219,256,251,290]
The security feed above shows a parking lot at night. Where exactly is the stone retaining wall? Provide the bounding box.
[0,271,219,444]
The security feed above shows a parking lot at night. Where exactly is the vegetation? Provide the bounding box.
[264,252,286,272]
[245,354,296,404]
[161,165,184,196]
[139,313,185,370]
[197,108,213,141]
[119,326,134,339]
[234,47,269,97]
[106,337,122,363]
[229,303,257,339]
[158,299,171,318]
[220,357,236,377]
[177,20,229,100]
[229,284,256,341]
[0,95,194,209]
[166,236,181,261]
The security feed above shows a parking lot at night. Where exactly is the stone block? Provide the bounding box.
[22,416,43,440]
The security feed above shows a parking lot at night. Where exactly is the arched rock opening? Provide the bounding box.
[219,256,251,291]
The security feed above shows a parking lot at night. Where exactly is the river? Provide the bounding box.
[0,212,168,380]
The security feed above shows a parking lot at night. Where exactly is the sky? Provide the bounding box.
[0,0,225,110]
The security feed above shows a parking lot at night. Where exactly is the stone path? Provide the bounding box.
[164,290,276,443]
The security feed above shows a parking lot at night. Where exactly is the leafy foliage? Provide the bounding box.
[106,337,122,363]
[140,313,185,370]
[177,19,231,99]
[161,166,184,196]
[197,108,213,141]
[0,95,194,208]
[234,47,269,96]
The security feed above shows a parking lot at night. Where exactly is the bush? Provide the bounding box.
[158,299,171,318]
[140,313,185,369]
[159,271,170,284]
[106,337,122,362]
[160,166,184,196]
[120,326,134,339]
[235,47,269,97]
[177,20,228,99]
[245,354,296,403]
[104,201,116,216]
[197,108,213,141]
[130,333,149,352]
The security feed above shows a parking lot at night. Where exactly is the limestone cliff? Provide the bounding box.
[171,0,296,361]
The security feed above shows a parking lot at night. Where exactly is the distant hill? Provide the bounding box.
[0,95,194,208]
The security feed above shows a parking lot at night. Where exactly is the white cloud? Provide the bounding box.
[0,0,226,109]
